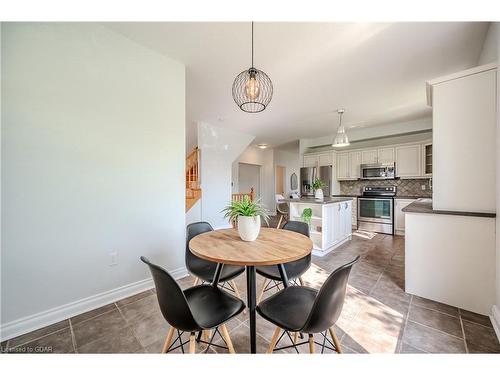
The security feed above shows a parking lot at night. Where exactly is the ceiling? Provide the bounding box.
[107,22,488,150]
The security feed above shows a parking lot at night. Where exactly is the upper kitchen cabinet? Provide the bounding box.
[377,147,395,164]
[349,151,362,179]
[303,154,318,167]
[422,143,432,176]
[336,152,350,179]
[361,149,378,164]
[428,63,496,213]
[395,144,422,178]
[318,152,333,166]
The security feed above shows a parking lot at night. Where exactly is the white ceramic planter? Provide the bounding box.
[315,188,324,200]
[237,215,261,241]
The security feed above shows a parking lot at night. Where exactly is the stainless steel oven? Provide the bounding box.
[357,186,396,234]
[360,163,395,180]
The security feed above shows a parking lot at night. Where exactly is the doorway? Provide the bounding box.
[275,165,285,196]
[238,163,261,198]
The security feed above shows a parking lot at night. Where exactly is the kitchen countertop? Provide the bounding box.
[282,197,353,205]
[402,199,496,218]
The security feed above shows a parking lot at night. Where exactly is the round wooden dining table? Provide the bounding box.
[189,227,313,354]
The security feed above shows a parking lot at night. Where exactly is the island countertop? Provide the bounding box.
[281,197,353,205]
[402,199,496,218]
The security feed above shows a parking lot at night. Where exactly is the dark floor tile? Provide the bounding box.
[129,310,170,348]
[1,340,9,352]
[78,327,142,353]
[8,320,69,348]
[467,342,500,353]
[347,273,378,294]
[408,305,463,338]
[462,320,500,353]
[118,294,161,324]
[72,309,128,348]
[459,309,493,328]
[400,342,426,354]
[115,289,154,307]
[8,328,74,354]
[411,296,459,317]
[214,322,270,354]
[403,321,465,353]
[340,321,400,353]
[70,303,117,325]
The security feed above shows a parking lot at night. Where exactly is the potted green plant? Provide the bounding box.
[312,178,326,200]
[301,208,313,226]
[222,196,270,241]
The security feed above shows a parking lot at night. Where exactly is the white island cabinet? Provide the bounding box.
[286,198,352,256]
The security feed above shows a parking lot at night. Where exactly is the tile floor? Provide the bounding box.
[2,233,499,354]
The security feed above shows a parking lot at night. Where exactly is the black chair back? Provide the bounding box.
[185,221,214,273]
[140,256,199,332]
[302,256,360,333]
[282,221,311,275]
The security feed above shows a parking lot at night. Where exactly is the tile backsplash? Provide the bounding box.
[339,178,432,197]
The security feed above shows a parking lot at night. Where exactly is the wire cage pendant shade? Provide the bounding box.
[232,22,273,113]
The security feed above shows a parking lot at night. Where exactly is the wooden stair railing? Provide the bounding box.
[232,187,255,203]
[186,147,201,212]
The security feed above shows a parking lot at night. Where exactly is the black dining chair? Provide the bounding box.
[257,256,360,354]
[141,256,245,353]
[256,221,311,303]
[186,222,245,297]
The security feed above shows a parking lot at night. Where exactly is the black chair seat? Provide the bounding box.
[256,262,305,281]
[189,257,245,283]
[257,286,318,332]
[184,285,245,329]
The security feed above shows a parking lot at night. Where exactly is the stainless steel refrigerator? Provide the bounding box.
[300,167,316,196]
[319,165,332,197]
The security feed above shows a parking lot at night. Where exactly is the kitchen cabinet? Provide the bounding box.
[395,144,422,178]
[394,199,416,235]
[349,152,361,179]
[361,149,378,164]
[336,153,350,179]
[378,147,395,164]
[288,200,352,256]
[318,152,333,166]
[422,143,432,177]
[303,155,317,167]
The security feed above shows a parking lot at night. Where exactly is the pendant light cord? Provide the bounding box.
[251,21,254,68]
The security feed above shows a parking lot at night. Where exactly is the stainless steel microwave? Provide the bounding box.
[360,163,395,180]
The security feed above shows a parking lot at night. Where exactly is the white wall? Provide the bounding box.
[495,23,500,338]
[238,163,261,198]
[1,23,186,334]
[198,122,254,229]
[478,22,498,65]
[233,147,275,214]
[274,146,300,198]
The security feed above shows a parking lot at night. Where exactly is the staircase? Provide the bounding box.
[186,147,201,212]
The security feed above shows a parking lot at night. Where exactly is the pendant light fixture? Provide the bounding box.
[232,22,273,113]
[332,109,350,147]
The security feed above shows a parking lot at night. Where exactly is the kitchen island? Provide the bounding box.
[282,197,352,256]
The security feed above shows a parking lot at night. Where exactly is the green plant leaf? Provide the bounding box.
[221,195,270,225]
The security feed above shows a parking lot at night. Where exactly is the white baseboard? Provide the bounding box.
[312,236,350,257]
[491,305,500,342]
[0,266,188,341]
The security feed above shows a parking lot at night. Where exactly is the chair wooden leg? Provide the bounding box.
[257,279,269,304]
[219,324,235,354]
[161,326,175,353]
[308,334,315,354]
[276,215,283,229]
[188,332,196,354]
[230,280,241,299]
[298,276,304,286]
[202,329,212,342]
[328,327,342,353]
[293,332,298,344]
[192,277,199,286]
[267,327,282,354]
